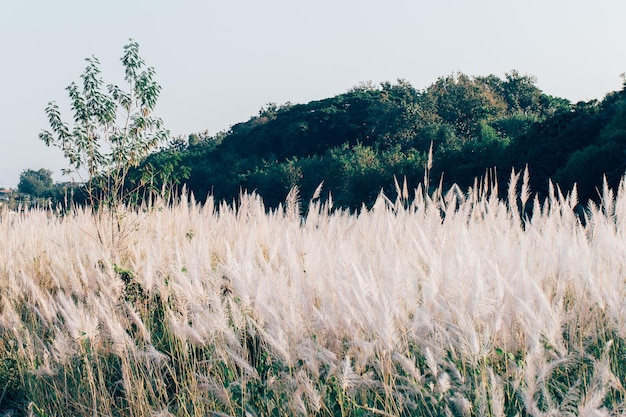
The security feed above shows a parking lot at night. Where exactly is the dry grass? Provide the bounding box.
[2,173,626,416]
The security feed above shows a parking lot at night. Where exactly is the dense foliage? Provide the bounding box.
[127,71,625,210]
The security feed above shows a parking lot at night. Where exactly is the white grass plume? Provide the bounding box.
[4,174,626,415]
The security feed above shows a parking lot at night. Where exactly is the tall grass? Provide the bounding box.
[2,173,626,416]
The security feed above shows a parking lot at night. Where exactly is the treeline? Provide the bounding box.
[127,71,625,210]
[21,71,626,211]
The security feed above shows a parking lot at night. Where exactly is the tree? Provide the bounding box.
[422,73,507,139]
[366,80,426,150]
[39,39,168,210]
[501,70,542,113]
[554,142,623,204]
[17,168,54,198]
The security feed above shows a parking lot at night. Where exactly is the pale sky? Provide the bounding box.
[1,0,625,187]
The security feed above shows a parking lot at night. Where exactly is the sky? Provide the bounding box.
[1,0,625,188]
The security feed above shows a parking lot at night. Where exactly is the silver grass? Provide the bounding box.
[508,168,521,220]
[520,165,531,210]
[55,291,100,344]
[340,355,358,391]
[150,409,175,417]
[50,330,76,365]
[489,368,505,417]
[311,181,324,202]
[295,369,322,413]
[451,392,472,417]
[224,346,260,380]
[436,371,451,393]
[6,173,626,415]
[424,347,439,378]
[601,175,614,218]
[123,302,152,344]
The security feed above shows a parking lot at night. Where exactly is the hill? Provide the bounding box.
[131,71,626,210]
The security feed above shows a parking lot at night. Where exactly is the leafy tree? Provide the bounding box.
[244,157,303,207]
[512,100,607,197]
[501,71,542,113]
[39,39,168,210]
[422,73,507,139]
[490,113,539,140]
[17,168,54,198]
[324,143,387,208]
[363,80,426,149]
[127,147,192,200]
[554,142,623,204]
[599,94,626,147]
[39,40,168,249]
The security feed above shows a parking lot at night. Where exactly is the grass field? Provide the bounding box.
[2,173,626,416]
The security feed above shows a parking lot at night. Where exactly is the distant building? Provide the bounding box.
[0,189,13,201]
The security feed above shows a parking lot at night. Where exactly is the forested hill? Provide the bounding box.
[132,71,626,209]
